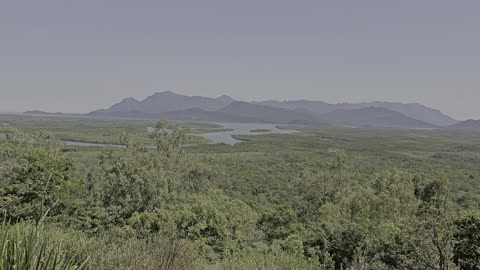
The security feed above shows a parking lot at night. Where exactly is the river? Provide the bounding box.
[63,122,299,147]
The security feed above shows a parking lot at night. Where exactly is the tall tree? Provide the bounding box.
[0,127,74,223]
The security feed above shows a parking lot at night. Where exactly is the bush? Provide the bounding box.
[0,222,87,270]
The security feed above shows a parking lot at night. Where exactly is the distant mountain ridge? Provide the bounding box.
[90,101,325,125]
[218,101,324,124]
[91,91,234,115]
[321,107,436,128]
[446,119,480,131]
[254,100,457,126]
[82,91,460,128]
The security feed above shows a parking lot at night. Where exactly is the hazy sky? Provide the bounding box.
[1,1,479,120]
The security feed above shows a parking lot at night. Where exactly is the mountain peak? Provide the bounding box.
[216,95,234,102]
[151,91,179,97]
[122,97,138,102]
[92,91,236,115]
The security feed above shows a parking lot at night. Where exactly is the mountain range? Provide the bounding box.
[253,100,457,126]
[86,91,464,128]
[26,91,479,130]
[320,107,436,128]
[92,91,234,115]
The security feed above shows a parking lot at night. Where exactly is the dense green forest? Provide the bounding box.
[1,118,479,269]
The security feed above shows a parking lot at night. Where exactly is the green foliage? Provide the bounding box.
[0,127,75,222]
[0,115,211,145]
[151,120,190,163]
[0,223,87,270]
[208,248,328,270]
[83,121,192,227]
[2,120,480,269]
[155,190,261,259]
[259,205,302,243]
[250,129,271,133]
[453,211,480,270]
[397,177,456,270]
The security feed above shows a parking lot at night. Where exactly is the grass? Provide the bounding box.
[2,224,323,270]
[0,223,88,270]
[250,129,271,133]
[190,128,234,134]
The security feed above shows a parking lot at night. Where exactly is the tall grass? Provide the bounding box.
[0,223,87,270]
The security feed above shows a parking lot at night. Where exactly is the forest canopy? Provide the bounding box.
[0,123,479,270]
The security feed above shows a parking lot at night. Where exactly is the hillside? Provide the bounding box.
[218,101,324,124]
[253,100,334,115]
[158,108,262,123]
[447,119,480,131]
[90,91,234,115]
[254,100,457,126]
[321,107,436,128]
[336,102,458,126]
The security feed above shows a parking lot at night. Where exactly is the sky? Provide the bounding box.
[0,0,479,120]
